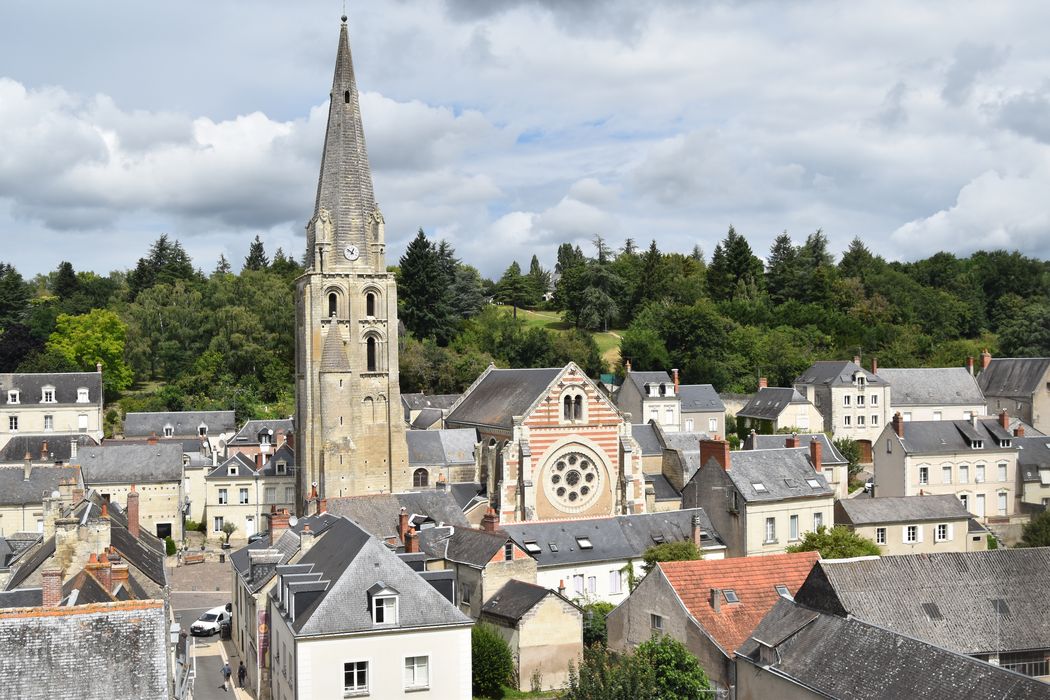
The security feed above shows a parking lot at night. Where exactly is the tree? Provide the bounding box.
[706,225,764,301]
[221,521,238,544]
[834,437,863,479]
[397,229,455,344]
[214,254,232,276]
[641,540,700,575]
[127,234,198,299]
[636,634,713,700]
[244,235,270,271]
[46,309,134,393]
[0,323,44,371]
[495,262,531,318]
[998,302,1050,356]
[52,261,79,300]
[566,645,657,700]
[583,601,615,647]
[449,265,486,319]
[526,254,551,304]
[1020,510,1050,548]
[786,525,881,558]
[0,262,29,329]
[471,623,514,698]
[766,232,800,305]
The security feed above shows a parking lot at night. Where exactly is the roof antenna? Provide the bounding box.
[342,0,347,23]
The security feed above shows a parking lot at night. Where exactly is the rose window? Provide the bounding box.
[545,451,602,511]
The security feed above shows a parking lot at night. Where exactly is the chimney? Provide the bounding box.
[96,361,103,373]
[966,356,975,375]
[255,453,262,468]
[317,498,327,515]
[625,359,632,374]
[126,485,139,538]
[72,482,84,504]
[1014,425,1026,437]
[111,562,129,589]
[809,439,822,473]
[710,588,721,613]
[94,556,113,594]
[147,432,158,446]
[101,502,109,520]
[405,528,419,554]
[270,508,290,546]
[276,429,286,446]
[42,569,63,607]
[672,369,680,394]
[871,357,878,374]
[700,438,731,471]
[980,349,992,371]
[758,377,768,390]
[40,441,49,461]
[481,507,499,532]
[691,513,704,549]
[300,525,316,554]
[436,473,447,491]
[785,433,800,449]
[398,506,409,542]
[23,452,32,481]
[998,409,1009,431]
[558,579,566,596]
[892,412,905,439]
[853,355,861,366]
[286,431,295,450]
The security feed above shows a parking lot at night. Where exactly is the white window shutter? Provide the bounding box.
[917,525,924,543]
[902,526,908,544]
[947,523,954,540]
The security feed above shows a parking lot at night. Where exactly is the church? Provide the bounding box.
[295,18,646,523]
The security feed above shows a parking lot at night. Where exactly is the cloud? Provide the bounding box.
[996,88,1050,144]
[941,42,1009,105]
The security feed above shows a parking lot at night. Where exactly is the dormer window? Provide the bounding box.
[368,584,399,625]
[260,430,272,445]
[41,386,55,403]
[229,465,239,476]
[7,390,18,404]
[164,425,174,437]
[276,461,287,475]
[198,424,208,437]
[856,375,866,388]
[76,387,89,403]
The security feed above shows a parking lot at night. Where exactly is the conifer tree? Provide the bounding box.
[244,235,270,271]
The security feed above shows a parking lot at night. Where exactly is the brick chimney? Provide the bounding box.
[405,528,419,554]
[809,439,822,473]
[398,506,410,542]
[111,562,129,589]
[126,485,139,539]
[672,369,680,394]
[998,409,1009,430]
[40,441,49,461]
[481,507,499,532]
[691,513,704,549]
[966,356,975,375]
[758,377,768,390]
[1014,425,1026,437]
[871,357,878,374]
[710,588,721,613]
[785,433,800,448]
[980,349,992,371]
[316,498,327,515]
[700,438,731,471]
[276,429,286,446]
[147,432,158,446]
[270,508,290,546]
[42,569,63,607]
[436,473,447,491]
[92,554,113,594]
[892,412,905,438]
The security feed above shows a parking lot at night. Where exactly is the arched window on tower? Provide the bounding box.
[574,395,584,420]
[366,292,376,317]
[328,293,338,318]
[344,90,350,104]
[563,395,573,420]
[367,337,377,372]
[363,396,375,422]
[413,468,428,488]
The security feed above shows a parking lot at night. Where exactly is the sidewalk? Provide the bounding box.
[192,635,255,700]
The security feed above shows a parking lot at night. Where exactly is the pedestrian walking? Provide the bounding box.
[238,661,247,688]
[220,661,232,692]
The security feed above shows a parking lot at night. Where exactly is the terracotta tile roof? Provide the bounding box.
[659,551,820,654]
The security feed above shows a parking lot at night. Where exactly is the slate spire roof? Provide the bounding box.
[314,16,376,258]
[320,327,351,372]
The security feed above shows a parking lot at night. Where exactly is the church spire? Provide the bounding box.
[313,15,377,264]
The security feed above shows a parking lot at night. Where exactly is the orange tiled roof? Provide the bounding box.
[659,551,820,655]
[0,599,163,619]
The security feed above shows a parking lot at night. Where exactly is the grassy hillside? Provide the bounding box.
[495,305,622,368]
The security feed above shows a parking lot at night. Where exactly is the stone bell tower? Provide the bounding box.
[295,15,409,507]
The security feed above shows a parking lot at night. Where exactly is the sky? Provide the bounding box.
[1,0,1049,279]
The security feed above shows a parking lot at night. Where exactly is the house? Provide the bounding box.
[745,431,850,499]
[630,421,711,511]
[405,428,479,488]
[445,363,646,523]
[872,411,1021,535]
[0,433,98,465]
[678,383,726,434]
[736,597,1050,700]
[1016,434,1050,508]
[402,393,460,430]
[834,494,988,554]
[795,548,1050,680]
[681,439,835,558]
[614,367,681,431]
[417,509,537,619]
[205,445,298,542]
[0,371,105,450]
[503,509,725,605]
[72,441,185,540]
[227,418,294,464]
[123,409,236,454]
[326,490,471,546]
[794,359,892,462]
[978,354,1050,434]
[876,366,986,422]
[0,465,82,536]
[606,551,820,690]
[480,579,583,692]
[736,381,823,435]
[268,516,473,699]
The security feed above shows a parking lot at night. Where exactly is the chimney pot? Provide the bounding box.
[481,507,500,532]
[672,369,680,394]
[871,357,878,374]
[700,438,731,471]
[40,441,49,461]
[758,377,768,390]
[96,361,103,374]
[691,513,704,549]
[998,409,1009,430]
[270,508,290,546]
[42,569,63,607]
[398,507,410,542]
[405,528,419,554]
[980,350,992,371]
[853,355,861,366]
[785,433,800,449]
[147,433,158,446]
[1014,425,1026,437]
[625,360,632,374]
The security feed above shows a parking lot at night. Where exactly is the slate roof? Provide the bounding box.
[747,432,847,465]
[320,326,351,371]
[123,410,236,437]
[406,429,478,467]
[738,598,1050,700]
[678,384,725,412]
[62,568,115,605]
[448,482,485,511]
[794,549,1050,655]
[836,495,971,525]
[410,408,443,430]
[894,418,1016,454]
[1016,436,1050,482]
[630,424,663,456]
[207,452,259,479]
[326,491,470,541]
[503,509,723,567]
[446,367,563,429]
[694,448,833,503]
[659,551,820,655]
[0,588,42,608]
[645,473,681,501]
[111,526,167,588]
[482,579,578,624]
[230,513,340,593]
[979,358,1050,397]
[876,367,985,407]
[0,465,81,506]
[231,418,295,446]
[738,387,811,421]
[402,393,460,415]
[795,360,888,386]
[72,443,183,484]
[625,370,673,394]
[0,534,41,569]
[0,434,99,464]
[4,536,55,590]
[0,371,102,405]
[416,526,511,568]
[274,517,471,636]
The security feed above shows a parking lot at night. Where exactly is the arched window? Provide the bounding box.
[367,337,377,371]
[363,396,375,422]
[413,468,429,488]
[344,90,350,104]
[328,293,338,317]
[366,292,376,317]
[574,395,584,420]
[563,395,573,420]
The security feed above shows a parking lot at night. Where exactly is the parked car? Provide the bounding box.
[190,606,231,636]
[248,531,268,544]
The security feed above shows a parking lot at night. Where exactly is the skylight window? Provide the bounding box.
[651,533,666,544]
[576,537,593,550]
[549,543,559,552]
[524,541,541,554]
[752,482,767,492]
[806,479,822,488]
[921,602,943,621]
[775,585,792,599]
[723,590,739,604]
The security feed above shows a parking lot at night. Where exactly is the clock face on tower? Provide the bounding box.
[343,245,360,261]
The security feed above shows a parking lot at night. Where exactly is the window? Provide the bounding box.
[976,464,986,482]
[857,395,865,406]
[976,493,986,517]
[998,491,1008,516]
[366,292,376,317]
[724,589,740,603]
[76,388,89,403]
[573,574,584,594]
[228,465,238,476]
[871,414,879,426]
[404,656,428,690]
[959,465,969,483]
[7,390,18,404]
[903,412,912,421]
[461,583,472,604]
[843,416,851,427]
[764,517,776,543]
[504,542,514,561]
[775,584,792,599]
[933,411,942,421]
[587,576,597,593]
[942,465,952,484]
[789,514,799,541]
[576,537,593,549]
[239,488,249,505]
[856,375,866,387]
[366,337,377,372]
[918,466,929,485]
[843,395,851,406]
[344,90,351,104]
[373,596,397,625]
[708,417,718,432]
[998,462,1007,482]
[328,293,338,317]
[875,527,886,545]
[214,516,224,532]
[905,525,919,543]
[412,468,428,488]
[563,395,573,420]
[959,494,968,511]
[218,488,228,504]
[813,512,823,530]
[276,461,287,476]
[936,523,949,541]
[609,570,623,595]
[41,386,55,403]
[752,482,767,493]
[685,419,694,431]
[870,394,878,406]
[163,425,174,438]
[664,407,674,426]
[524,541,541,554]
[857,415,866,426]
[806,478,822,489]
[265,486,277,503]
[199,425,208,437]
[574,395,583,420]
[344,661,368,695]
[650,614,663,632]
[42,414,53,431]
[648,408,658,422]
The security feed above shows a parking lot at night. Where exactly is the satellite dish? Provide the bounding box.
[288,516,299,527]
[50,490,61,499]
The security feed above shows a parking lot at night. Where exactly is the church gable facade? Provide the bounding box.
[446,364,646,523]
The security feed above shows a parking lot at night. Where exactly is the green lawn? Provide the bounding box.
[495,306,623,367]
